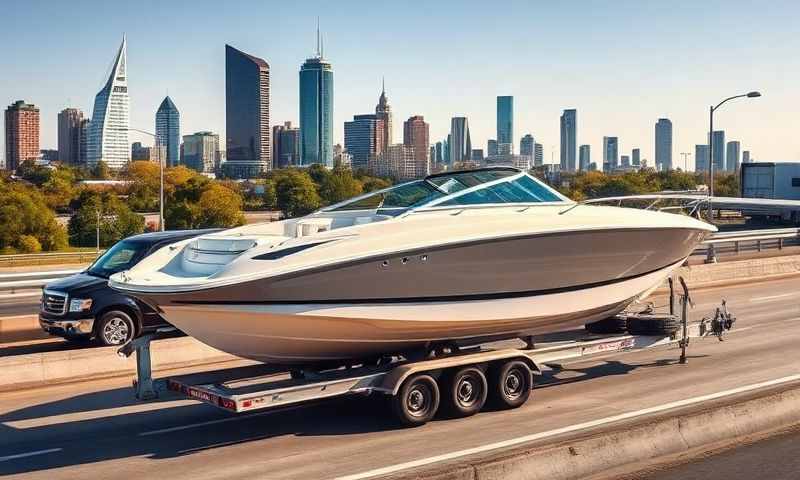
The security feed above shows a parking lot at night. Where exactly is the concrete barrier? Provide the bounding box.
[655,254,800,294]
[0,336,245,392]
[394,384,800,480]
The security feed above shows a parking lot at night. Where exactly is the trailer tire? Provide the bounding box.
[627,318,679,335]
[391,374,440,427]
[585,316,628,334]
[489,360,531,410]
[441,366,488,418]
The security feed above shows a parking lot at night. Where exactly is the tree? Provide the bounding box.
[263,179,277,209]
[16,159,51,185]
[306,163,331,186]
[198,183,246,227]
[123,161,160,211]
[714,173,740,197]
[0,181,68,252]
[91,161,112,180]
[41,167,78,211]
[319,167,363,205]
[67,190,145,247]
[275,170,321,217]
[361,176,391,193]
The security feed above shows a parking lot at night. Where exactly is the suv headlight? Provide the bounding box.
[69,298,93,312]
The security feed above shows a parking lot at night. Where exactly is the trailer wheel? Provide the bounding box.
[441,366,488,418]
[585,316,628,334]
[627,318,679,335]
[489,360,531,409]
[391,374,440,427]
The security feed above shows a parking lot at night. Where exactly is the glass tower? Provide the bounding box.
[655,118,673,171]
[155,96,180,167]
[299,35,333,167]
[496,96,513,153]
[559,109,577,171]
[87,36,130,169]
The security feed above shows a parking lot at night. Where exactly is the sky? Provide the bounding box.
[1,0,799,171]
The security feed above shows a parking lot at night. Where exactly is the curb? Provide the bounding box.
[389,383,800,480]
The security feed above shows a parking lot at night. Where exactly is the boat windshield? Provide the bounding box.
[326,168,566,215]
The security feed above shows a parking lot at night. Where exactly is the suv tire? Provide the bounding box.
[96,310,136,346]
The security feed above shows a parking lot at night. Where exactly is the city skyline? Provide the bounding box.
[1,1,797,171]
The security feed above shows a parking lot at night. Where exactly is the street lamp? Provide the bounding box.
[114,128,165,232]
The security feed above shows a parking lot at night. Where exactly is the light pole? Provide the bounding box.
[124,128,165,232]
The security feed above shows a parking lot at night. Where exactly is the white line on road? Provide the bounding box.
[138,404,304,436]
[750,293,796,302]
[0,448,62,463]
[333,373,800,480]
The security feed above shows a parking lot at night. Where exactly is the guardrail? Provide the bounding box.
[0,251,102,268]
[701,228,800,262]
[0,269,83,293]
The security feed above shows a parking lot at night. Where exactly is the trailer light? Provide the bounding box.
[242,400,252,408]
[69,298,93,312]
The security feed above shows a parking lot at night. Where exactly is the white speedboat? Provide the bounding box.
[110,168,715,365]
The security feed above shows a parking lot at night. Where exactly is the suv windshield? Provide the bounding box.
[87,240,149,278]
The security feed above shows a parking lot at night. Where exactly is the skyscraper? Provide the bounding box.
[273,121,300,168]
[519,134,534,157]
[57,108,83,165]
[726,141,741,171]
[299,29,333,167]
[4,100,39,171]
[621,155,631,168]
[534,143,543,166]
[579,144,590,171]
[695,144,709,173]
[497,96,513,154]
[403,115,429,177]
[376,80,392,153]
[487,139,498,157]
[87,36,129,169]
[632,148,641,167]
[654,118,673,171]
[344,114,384,171]
[710,130,725,172]
[182,131,219,173]
[449,117,471,163]
[155,96,180,167]
[225,44,270,178]
[742,150,751,164]
[435,141,443,164]
[560,109,577,171]
[603,136,619,172]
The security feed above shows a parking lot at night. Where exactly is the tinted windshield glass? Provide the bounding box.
[438,176,563,206]
[87,240,149,278]
[427,169,517,194]
[330,181,445,213]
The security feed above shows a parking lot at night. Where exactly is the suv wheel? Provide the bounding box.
[96,310,136,346]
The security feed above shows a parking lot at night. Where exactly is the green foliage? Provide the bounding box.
[559,169,701,201]
[319,167,363,205]
[714,173,740,197]
[67,190,145,247]
[41,167,78,211]
[16,160,51,185]
[360,176,391,193]
[17,235,42,253]
[123,161,161,211]
[164,178,245,229]
[263,180,277,209]
[0,181,68,252]
[274,170,321,218]
[91,161,112,180]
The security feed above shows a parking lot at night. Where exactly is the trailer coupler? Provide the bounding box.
[700,300,736,341]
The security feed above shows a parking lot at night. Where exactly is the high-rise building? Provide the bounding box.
[579,144,590,171]
[299,29,333,167]
[435,141,443,164]
[654,118,673,171]
[710,130,725,172]
[344,114,384,171]
[131,142,151,160]
[57,108,84,165]
[272,121,300,168]
[632,148,641,167]
[155,96,180,167]
[225,44,270,178]
[444,135,450,164]
[40,149,58,162]
[621,155,631,168]
[742,150,751,164]
[695,144,709,173]
[603,136,619,172]
[559,109,577,171]
[332,143,352,169]
[182,131,219,173]
[449,117,471,163]
[534,143,543,166]
[79,119,90,165]
[376,80,392,153]
[87,36,129,169]
[403,115,429,177]
[471,149,484,161]
[496,96,513,154]
[374,144,416,179]
[726,141,741,171]
[520,134,534,157]
[487,139,498,157]
[4,100,40,171]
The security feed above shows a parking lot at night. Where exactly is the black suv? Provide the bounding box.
[39,229,217,346]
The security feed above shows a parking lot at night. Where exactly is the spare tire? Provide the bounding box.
[627,317,680,335]
[585,316,628,334]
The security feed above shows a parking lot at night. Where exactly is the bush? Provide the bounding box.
[16,235,42,253]
[0,181,68,252]
[274,170,321,218]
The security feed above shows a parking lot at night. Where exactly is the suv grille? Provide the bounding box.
[43,291,67,315]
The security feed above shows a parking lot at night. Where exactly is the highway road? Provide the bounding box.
[0,276,799,479]
[0,291,40,318]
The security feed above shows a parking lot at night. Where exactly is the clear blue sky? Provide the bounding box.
[2,0,798,170]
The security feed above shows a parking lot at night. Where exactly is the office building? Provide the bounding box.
[654,118,673,171]
[520,134,534,157]
[79,119,90,165]
[373,144,416,179]
[40,149,58,162]
[579,144,590,171]
[496,96,513,154]
[155,96,180,167]
[560,109,577,171]
[632,148,641,167]
[332,144,352,169]
[695,144,709,173]
[726,140,741,171]
[603,136,619,172]
[376,80,392,153]
[403,115,429,177]
[57,108,84,165]
[131,142,151,161]
[4,100,40,171]
[272,121,300,168]
[487,139,498,157]
[743,150,751,164]
[534,143,543,166]
[710,130,725,172]
[434,141,443,164]
[87,36,129,169]
[471,149,484,161]
[621,155,631,168]
[449,117,471,163]
[225,44,270,178]
[344,114,384,171]
[182,131,219,173]
[299,30,333,167]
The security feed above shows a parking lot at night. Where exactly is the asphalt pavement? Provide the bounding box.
[0,276,798,479]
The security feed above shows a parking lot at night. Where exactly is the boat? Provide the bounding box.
[110,167,716,365]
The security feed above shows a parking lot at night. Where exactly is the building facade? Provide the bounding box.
[272,121,300,168]
[5,100,40,170]
[344,114,384,171]
[710,130,725,172]
[654,118,673,171]
[487,139,498,157]
[57,108,84,165]
[403,115,429,178]
[534,143,543,166]
[520,134,534,157]
[695,144,709,173]
[603,136,619,172]
[632,148,641,167]
[87,36,130,169]
[726,140,741,171]
[742,150,751,164]
[155,96,180,167]
[374,144,417,179]
[131,142,151,160]
[375,82,392,153]
[560,109,577,171]
[579,144,591,171]
[183,131,219,173]
[449,117,471,164]
[225,44,270,178]
[496,96,513,154]
[299,41,333,167]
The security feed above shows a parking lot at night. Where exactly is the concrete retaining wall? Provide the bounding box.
[395,385,800,480]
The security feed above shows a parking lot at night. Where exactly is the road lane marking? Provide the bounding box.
[750,293,796,302]
[139,404,304,436]
[333,373,800,480]
[0,448,62,462]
